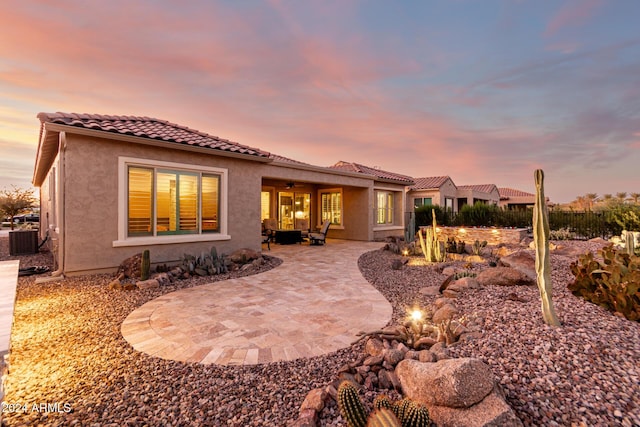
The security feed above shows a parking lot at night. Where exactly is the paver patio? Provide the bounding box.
[121,240,392,365]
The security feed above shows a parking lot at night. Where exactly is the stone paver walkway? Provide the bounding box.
[121,240,392,365]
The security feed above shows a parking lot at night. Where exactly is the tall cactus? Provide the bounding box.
[625,232,636,256]
[417,209,445,262]
[337,381,367,427]
[533,170,560,326]
[405,214,416,245]
[141,249,150,280]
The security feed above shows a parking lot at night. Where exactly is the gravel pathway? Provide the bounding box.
[2,237,639,426]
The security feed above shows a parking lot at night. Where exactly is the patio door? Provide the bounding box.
[278,192,310,230]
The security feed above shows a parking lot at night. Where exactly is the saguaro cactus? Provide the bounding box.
[533,170,560,326]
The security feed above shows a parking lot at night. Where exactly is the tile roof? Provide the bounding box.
[269,153,313,166]
[37,112,270,158]
[328,161,414,184]
[410,176,452,190]
[498,187,535,198]
[458,184,498,194]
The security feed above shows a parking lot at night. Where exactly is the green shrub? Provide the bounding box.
[569,244,640,321]
[454,202,501,227]
[414,204,450,227]
[606,205,640,236]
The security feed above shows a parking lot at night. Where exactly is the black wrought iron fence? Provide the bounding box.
[407,208,620,240]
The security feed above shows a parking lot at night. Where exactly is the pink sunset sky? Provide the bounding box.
[1,0,639,203]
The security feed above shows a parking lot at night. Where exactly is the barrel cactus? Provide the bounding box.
[402,402,430,427]
[337,381,367,427]
[367,408,401,427]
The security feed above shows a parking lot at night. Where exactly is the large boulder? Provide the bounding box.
[498,251,536,281]
[429,385,523,427]
[432,303,460,324]
[229,248,261,264]
[117,253,142,279]
[551,245,589,258]
[476,267,535,287]
[395,358,495,408]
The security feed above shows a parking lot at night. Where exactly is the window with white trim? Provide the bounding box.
[319,189,342,226]
[116,158,228,246]
[376,191,394,224]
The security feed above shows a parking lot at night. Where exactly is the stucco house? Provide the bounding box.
[32,112,412,276]
[456,184,500,209]
[407,176,458,212]
[498,187,552,210]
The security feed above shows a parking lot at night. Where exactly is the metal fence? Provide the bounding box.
[407,209,619,240]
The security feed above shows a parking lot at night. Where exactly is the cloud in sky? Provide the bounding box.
[0,0,639,202]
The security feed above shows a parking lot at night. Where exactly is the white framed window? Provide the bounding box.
[114,157,229,247]
[376,191,394,224]
[319,188,342,227]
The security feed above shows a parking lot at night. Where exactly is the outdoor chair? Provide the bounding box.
[309,220,331,245]
[262,218,278,250]
[295,218,311,240]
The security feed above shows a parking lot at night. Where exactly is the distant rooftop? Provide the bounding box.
[498,187,535,199]
[458,184,498,194]
[410,176,452,190]
[329,161,414,184]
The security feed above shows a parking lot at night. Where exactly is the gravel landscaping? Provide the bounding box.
[2,237,639,426]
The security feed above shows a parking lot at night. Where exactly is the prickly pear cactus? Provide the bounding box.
[337,381,367,427]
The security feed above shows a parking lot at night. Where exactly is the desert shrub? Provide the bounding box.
[549,227,578,240]
[569,244,640,321]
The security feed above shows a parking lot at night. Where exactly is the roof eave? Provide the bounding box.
[32,126,61,187]
[376,177,415,186]
[42,123,274,163]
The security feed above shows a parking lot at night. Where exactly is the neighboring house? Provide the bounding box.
[408,176,458,212]
[32,112,412,275]
[456,184,500,209]
[498,187,551,209]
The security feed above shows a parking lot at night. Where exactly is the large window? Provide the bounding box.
[117,157,228,246]
[320,189,342,226]
[128,166,220,236]
[376,191,394,224]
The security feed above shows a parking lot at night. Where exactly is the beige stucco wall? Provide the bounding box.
[407,179,458,212]
[60,134,263,275]
[457,188,500,206]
